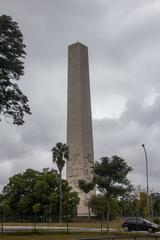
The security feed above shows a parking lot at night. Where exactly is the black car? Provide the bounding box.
[122,217,159,232]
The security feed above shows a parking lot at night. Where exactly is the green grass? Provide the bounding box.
[0,232,107,240]
[0,232,159,240]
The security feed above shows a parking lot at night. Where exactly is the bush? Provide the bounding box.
[153,217,160,224]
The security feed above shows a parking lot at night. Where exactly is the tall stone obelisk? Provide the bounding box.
[67,42,95,215]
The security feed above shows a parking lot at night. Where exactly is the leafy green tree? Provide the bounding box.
[0,168,79,221]
[139,191,148,217]
[61,181,79,217]
[92,156,133,234]
[0,15,31,125]
[89,194,118,220]
[151,192,160,217]
[51,142,69,221]
[117,190,139,217]
[77,156,133,232]
[126,185,150,218]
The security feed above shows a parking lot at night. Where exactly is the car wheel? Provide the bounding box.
[124,226,129,231]
[148,227,153,233]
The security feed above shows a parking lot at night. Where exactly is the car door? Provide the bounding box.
[138,219,148,231]
[129,218,138,231]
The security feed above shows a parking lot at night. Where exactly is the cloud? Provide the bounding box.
[0,0,160,193]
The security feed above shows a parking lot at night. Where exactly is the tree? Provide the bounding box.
[150,192,160,217]
[89,194,118,220]
[0,15,31,125]
[92,156,133,234]
[61,181,79,218]
[139,191,148,217]
[51,142,69,221]
[0,168,79,221]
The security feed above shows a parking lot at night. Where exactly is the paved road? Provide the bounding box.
[1,225,160,234]
[1,225,105,232]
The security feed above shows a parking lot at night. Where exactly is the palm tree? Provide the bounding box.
[51,142,69,222]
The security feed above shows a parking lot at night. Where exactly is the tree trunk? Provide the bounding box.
[49,197,52,223]
[59,171,62,222]
[106,201,110,237]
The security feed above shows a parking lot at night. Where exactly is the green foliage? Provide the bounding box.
[0,15,31,125]
[124,186,150,218]
[93,156,133,198]
[79,179,94,193]
[151,192,160,216]
[88,155,133,231]
[61,181,79,216]
[51,142,69,221]
[51,142,69,173]
[0,168,79,219]
[117,187,160,218]
[89,194,118,220]
[139,191,148,217]
[153,217,160,224]
[33,203,41,214]
[117,192,138,217]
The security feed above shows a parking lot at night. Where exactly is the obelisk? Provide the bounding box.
[67,42,95,215]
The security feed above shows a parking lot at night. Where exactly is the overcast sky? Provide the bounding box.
[0,0,160,193]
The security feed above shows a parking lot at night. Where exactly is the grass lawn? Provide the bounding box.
[0,232,107,240]
[0,232,159,240]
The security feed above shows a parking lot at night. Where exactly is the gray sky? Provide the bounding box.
[0,0,160,193]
